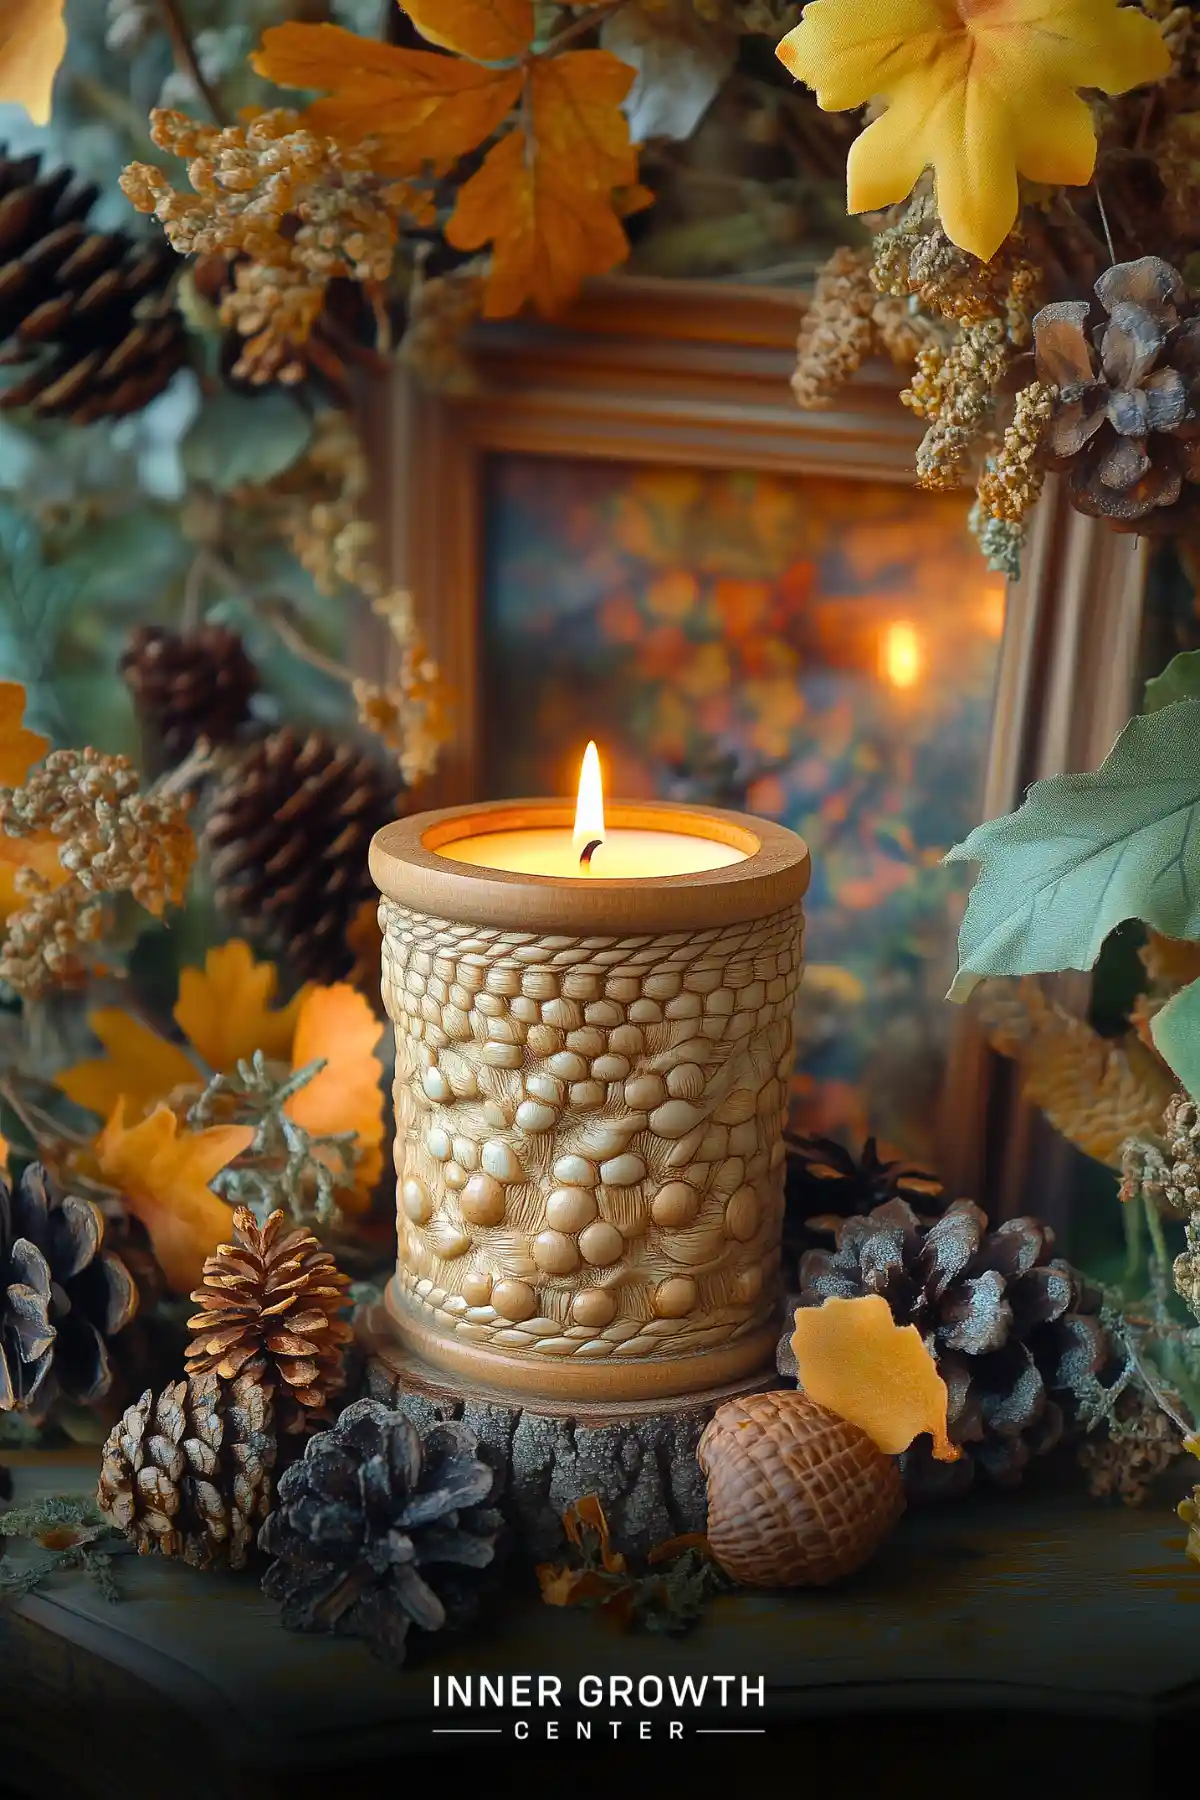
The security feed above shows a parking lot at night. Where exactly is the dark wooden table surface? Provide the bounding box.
[0,1448,1195,1798]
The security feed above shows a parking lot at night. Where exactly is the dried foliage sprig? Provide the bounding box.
[0,1495,127,1604]
[537,1496,731,1633]
[187,1050,358,1230]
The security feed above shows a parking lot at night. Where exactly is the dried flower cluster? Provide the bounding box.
[791,244,939,409]
[121,110,431,386]
[975,379,1057,526]
[353,591,452,786]
[244,408,379,597]
[1079,1382,1183,1504]
[0,749,195,996]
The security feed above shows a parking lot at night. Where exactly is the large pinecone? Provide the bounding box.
[1034,255,1200,530]
[185,1208,352,1435]
[783,1133,947,1283]
[789,1198,1115,1499]
[120,625,260,766]
[96,1371,275,1569]
[0,1163,139,1421]
[0,149,188,423]
[204,727,401,986]
[259,1400,504,1666]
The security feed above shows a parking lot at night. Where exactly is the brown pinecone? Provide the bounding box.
[96,1370,275,1569]
[0,148,188,423]
[120,624,260,766]
[1034,255,1200,530]
[0,1163,140,1422]
[791,1198,1118,1500]
[204,726,402,985]
[185,1207,352,1435]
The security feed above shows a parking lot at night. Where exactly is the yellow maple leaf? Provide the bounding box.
[0,0,67,127]
[287,983,385,1211]
[174,939,311,1073]
[95,1101,250,1294]
[790,1293,960,1462]
[57,1009,201,1123]
[776,0,1172,262]
[253,21,523,175]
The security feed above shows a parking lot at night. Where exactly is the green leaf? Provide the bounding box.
[1144,650,1200,713]
[1151,976,1200,1097]
[180,388,312,493]
[946,700,1200,1000]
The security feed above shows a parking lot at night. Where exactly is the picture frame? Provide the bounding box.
[365,274,1149,1221]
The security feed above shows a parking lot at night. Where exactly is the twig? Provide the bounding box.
[537,0,630,58]
[1093,181,1117,268]
[259,601,357,689]
[153,0,227,126]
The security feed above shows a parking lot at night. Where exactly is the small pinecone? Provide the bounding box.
[120,624,260,765]
[783,1134,947,1282]
[185,1207,352,1435]
[1034,255,1200,530]
[204,727,402,985]
[0,1163,139,1421]
[96,1370,275,1569]
[794,1198,1116,1500]
[259,1399,504,1666]
[0,148,188,423]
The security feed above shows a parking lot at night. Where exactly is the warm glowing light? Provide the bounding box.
[881,620,922,689]
[573,741,606,866]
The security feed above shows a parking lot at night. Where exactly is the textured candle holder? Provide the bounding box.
[367,799,808,1550]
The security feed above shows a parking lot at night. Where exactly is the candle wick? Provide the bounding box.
[578,838,603,871]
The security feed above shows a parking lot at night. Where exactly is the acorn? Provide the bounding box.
[697,1389,904,1587]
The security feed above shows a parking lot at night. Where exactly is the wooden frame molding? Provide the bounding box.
[368,273,1151,1215]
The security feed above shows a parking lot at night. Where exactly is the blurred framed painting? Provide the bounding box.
[374,276,1147,1218]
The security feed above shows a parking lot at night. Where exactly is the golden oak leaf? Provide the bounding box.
[174,940,310,1074]
[0,0,66,126]
[95,1101,249,1293]
[790,1293,960,1462]
[400,0,532,60]
[253,22,522,175]
[0,681,47,785]
[57,1009,201,1124]
[776,0,1171,262]
[287,983,385,1210]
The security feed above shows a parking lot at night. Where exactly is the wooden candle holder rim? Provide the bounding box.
[371,798,810,935]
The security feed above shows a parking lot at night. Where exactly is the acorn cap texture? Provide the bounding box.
[698,1389,904,1587]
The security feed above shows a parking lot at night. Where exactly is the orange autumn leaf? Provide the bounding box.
[0,681,47,785]
[0,0,67,127]
[95,1101,250,1293]
[174,940,310,1074]
[446,50,637,317]
[253,21,522,176]
[448,130,627,319]
[286,983,385,1208]
[57,1009,200,1123]
[400,0,532,59]
[790,1293,960,1463]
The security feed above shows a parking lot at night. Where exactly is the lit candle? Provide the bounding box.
[438,742,749,879]
[368,747,810,1408]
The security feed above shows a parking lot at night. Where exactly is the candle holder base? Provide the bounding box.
[356,1304,780,1559]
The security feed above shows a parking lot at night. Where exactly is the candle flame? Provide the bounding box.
[574,741,606,869]
[881,620,922,689]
